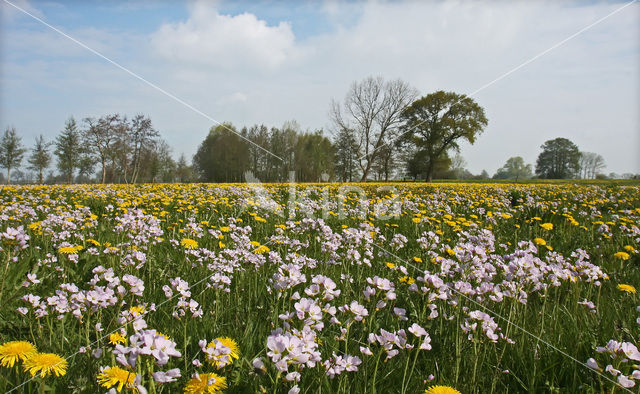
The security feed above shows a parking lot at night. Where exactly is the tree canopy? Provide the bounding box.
[399,91,488,182]
[535,138,581,179]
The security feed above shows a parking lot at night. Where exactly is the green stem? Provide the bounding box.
[371,350,383,394]
[0,252,12,303]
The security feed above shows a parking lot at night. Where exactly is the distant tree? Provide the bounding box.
[77,154,96,182]
[493,156,533,181]
[55,118,83,183]
[27,135,52,184]
[404,148,451,180]
[479,170,490,179]
[579,152,606,179]
[129,114,159,183]
[147,140,176,182]
[83,115,122,184]
[0,127,27,184]
[294,131,334,182]
[175,153,194,183]
[333,127,359,182]
[331,76,418,181]
[399,91,488,182]
[245,124,271,181]
[194,124,249,182]
[269,121,299,181]
[449,153,469,179]
[535,138,581,179]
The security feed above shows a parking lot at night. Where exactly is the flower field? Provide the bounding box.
[0,182,639,393]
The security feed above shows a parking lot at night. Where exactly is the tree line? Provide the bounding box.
[0,115,192,185]
[1,76,635,184]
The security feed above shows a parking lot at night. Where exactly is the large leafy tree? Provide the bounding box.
[493,156,533,181]
[0,126,27,184]
[55,117,83,184]
[399,91,488,182]
[27,135,52,184]
[535,138,581,179]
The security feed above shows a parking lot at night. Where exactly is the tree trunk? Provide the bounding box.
[360,160,373,182]
[101,161,107,184]
[425,161,434,183]
[6,168,10,185]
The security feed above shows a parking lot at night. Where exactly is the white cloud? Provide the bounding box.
[151,0,298,70]
[1,0,45,21]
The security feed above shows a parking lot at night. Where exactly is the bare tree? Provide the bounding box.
[83,114,122,184]
[331,76,417,181]
[129,114,159,184]
[579,152,606,179]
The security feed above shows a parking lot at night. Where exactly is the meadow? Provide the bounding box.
[0,182,639,393]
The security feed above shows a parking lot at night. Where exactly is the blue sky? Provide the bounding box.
[1,0,638,176]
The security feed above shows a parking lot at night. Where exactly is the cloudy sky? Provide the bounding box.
[1,0,638,176]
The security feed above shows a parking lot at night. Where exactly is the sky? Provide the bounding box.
[1,0,638,176]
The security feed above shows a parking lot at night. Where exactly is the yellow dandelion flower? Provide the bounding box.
[23,353,67,378]
[254,216,267,223]
[109,332,127,346]
[614,252,630,261]
[129,305,145,315]
[207,337,240,366]
[617,284,637,294]
[254,245,270,254]
[219,338,241,360]
[412,217,421,223]
[184,372,227,394]
[445,248,456,257]
[425,385,461,394]
[540,223,553,231]
[97,366,137,392]
[181,238,199,249]
[386,262,396,269]
[413,257,423,263]
[0,341,37,368]
[624,245,637,253]
[58,245,79,254]
[533,238,546,246]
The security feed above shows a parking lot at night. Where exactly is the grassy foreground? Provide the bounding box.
[0,182,639,393]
